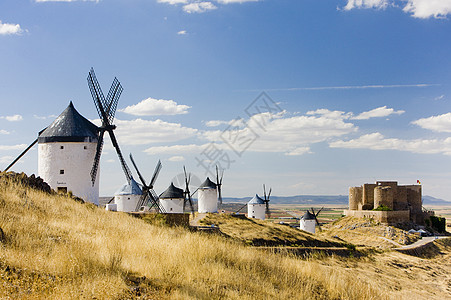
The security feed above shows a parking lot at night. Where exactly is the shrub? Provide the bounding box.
[373,205,392,211]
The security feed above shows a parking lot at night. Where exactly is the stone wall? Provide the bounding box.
[344,210,410,224]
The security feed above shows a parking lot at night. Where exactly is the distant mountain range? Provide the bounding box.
[222,195,451,205]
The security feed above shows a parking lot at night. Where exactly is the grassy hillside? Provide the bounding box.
[0,173,450,299]
[200,214,344,247]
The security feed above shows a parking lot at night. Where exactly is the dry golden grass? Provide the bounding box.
[0,177,449,299]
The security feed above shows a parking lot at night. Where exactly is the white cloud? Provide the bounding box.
[33,114,57,120]
[35,0,98,2]
[403,0,451,19]
[177,30,187,35]
[144,143,217,155]
[342,0,389,11]
[217,0,259,3]
[204,120,230,127]
[0,156,14,164]
[158,0,188,4]
[434,95,445,101]
[113,118,197,145]
[250,83,438,92]
[0,20,23,35]
[330,132,451,155]
[351,106,405,120]
[168,155,185,162]
[202,110,356,156]
[1,114,23,122]
[183,2,217,13]
[412,113,451,133]
[119,98,190,116]
[0,144,28,151]
[342,0,451,19]
[0,130,9,135]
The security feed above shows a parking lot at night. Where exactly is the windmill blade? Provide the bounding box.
[129,153,147,187]
[235,203,247,214]
[315,207,324,217]
[149,160,162,188]
[267,188,272,200]
[263,184,267,201]
[311,207,322,230]
[216,166,223,205]
[105,77,123,124]
[3,138,38,172]
[135,190,149,212]
[107,129,133,184]
[265,201,271,218]
[90,130,105,185]
[87,68,108,122]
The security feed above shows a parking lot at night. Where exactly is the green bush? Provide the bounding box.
[372,205,392,211]
[429,216,446,233]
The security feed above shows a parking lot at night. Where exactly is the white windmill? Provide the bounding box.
[299,208,323,234]
[4,101,100,204]
[159,183,184,214]
[196,166,223,213]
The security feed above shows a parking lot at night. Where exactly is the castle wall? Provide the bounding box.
[394,186,408,211]
[38,142,99,205]
[348,186,362,210]
[344,210,410,224]
[374,186,394,210]
[361,184,376,210]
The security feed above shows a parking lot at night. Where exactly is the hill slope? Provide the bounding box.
[0,172,450,299]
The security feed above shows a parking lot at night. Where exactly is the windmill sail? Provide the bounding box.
[87,68,132,186]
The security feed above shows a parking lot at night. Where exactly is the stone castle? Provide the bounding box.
[344,181,433,225]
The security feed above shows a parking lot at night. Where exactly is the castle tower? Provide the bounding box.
[197,177,218,213]
[38,102,100,204]
[159,182,184,214]
[247,194,266,220]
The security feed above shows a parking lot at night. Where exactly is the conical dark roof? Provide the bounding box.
[38,101,99,143]
[301,211,316,220]
[199,177,217,189]
[160,182,184,199]
[248,194,265,204]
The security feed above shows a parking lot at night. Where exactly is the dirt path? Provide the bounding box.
[190,213,207,226]
[396,236,449,250]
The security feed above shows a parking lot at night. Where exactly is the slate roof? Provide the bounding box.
[38,101,99,143]
[301,211,316,220]
[199,177,217,189]
[114,178,143,196]
[160,182,184,199]
[248,194,265,204]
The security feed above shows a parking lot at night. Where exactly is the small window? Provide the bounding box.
[60,146,64,149]
[84,146,87,150]
[57,187,67,193]
[128,197,130,200]
[170,208,173,211]
[60,170,64,175]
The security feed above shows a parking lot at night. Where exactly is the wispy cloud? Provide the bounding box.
[0,130,9,135]
[177,30,187,35]
[168,155,185,162]
[1,115,23,122]
[351,106,405,120]
[245,83,439,92]
[158,0,259,13]
[0,144,28,151]
[434,95,445,101]
[119,97,190,116]
[0,20,24,35]
[330,132,451,155]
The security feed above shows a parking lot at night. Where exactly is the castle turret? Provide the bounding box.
[38,102,100,204]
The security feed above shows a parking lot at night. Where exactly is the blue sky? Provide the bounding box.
[1,0,451,200]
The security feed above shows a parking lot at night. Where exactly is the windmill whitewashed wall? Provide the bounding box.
[159,183,184,214]
[197,177,218,213]
[114,178,143,212]
[299,211,316,234]
[247,194,266,220]
[38,102,99,205]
